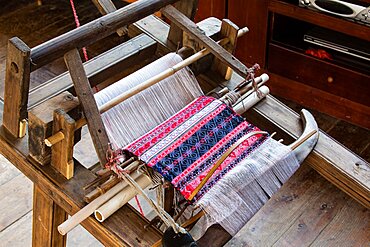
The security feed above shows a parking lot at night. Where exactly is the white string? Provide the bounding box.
[194,138,300,236]
[94,53,203,148]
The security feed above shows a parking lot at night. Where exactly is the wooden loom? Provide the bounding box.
[0,0,369,246]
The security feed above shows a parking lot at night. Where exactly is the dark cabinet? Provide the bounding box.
[197,0,370,128]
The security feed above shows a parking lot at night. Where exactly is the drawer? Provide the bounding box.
[267,43,370,106]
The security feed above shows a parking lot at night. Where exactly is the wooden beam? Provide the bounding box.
[30,0,178,70]
[2,37,30,138]
[91,0,127,36]
[162,5,252,80]
[32,185,67,247]
[28,34,156,110]
[51,109,76,179]
[64,49,110,166]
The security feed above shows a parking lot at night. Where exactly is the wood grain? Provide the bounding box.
[225,164,369,247]
[64,49,109,166]
[228,0,269,67]
[211,19,239,79]
[30,0,178,69]
[28,34,156,110]
[51,109,75,179]
[32,185,67,247]
[268,72,370,129]
[162,5,252,80]
[0,174,32,232]
[2,37,30,138]
[28,92,79,165]
[167,0,198,47]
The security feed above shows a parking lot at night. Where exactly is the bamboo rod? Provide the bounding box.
[94,173,151,222]
[84,176,120,203]
[44,27,249,147]
[58,171,141,235]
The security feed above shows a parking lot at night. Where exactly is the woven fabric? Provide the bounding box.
[125,96,268,201]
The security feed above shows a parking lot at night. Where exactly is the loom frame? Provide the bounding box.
[0,0,369,246]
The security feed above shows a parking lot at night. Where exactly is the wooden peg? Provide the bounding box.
[2,37,31,138]
[51,109,76,179]
[212,19,240,80]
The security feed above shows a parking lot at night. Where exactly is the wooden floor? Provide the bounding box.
[0,0,368,246]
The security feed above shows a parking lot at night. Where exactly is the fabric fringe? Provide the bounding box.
[195,138,300,236]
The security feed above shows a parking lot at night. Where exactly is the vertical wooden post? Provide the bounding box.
[32,185,67,247]
[167,0,199,47]
[64,49,110,166]
[51,109,76,179]
[212,19,239,80]
[2,37,31,138]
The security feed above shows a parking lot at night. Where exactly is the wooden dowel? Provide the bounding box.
[94,173,151,222]
[58,172,140,235]
[98,27,248,114]
[233,85,270,115]
[30,0,178,70]
[45,131,64,147]
[44,27,249,147]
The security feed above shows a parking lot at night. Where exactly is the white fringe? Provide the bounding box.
[195,138,300,236]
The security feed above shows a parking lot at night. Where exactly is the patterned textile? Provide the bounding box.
[125,96,268,201]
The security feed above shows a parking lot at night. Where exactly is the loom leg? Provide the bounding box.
[32,185,67,247]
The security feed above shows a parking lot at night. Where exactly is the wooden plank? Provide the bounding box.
[310,199,370,247]
[225,164,369,247]
[30,0,178,70]
[211,19,239,79]
[2,37,30,138]
[0,211,32,247]
[0,154,20,187]
[162,5,252,80]
[28,34,156,110]
[0,174,32,231]
[51,109,76,179]
[64,49,109,166]
[32,185,67,247]
[272,181,349,246]
[167,0,198,47]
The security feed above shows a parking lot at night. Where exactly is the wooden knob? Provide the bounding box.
[327,76,334,83]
